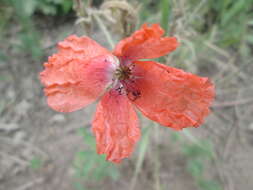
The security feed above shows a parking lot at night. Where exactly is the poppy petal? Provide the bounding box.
[40,53,117,112]
[92,90,140,163]
[40,35,109,87]
[131,61,215,130]
[113,24,179,60]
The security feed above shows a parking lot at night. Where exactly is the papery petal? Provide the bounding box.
[113,24,179,60]
[40,54,117,112]
[40,35,114,112]
[58,35,109,59]
[40,35,109,87]
[131,61,215,130]
[92,90,140,163]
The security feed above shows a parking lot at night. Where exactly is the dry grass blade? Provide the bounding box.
[101,0,139,37]
[130,127,151,190]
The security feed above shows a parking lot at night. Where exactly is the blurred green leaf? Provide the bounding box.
[198,179,223,190]
[62,0,73,13]
[246,35,253,44]
[78,127,96,148]
[30,157,43,169]
[221,0,246,26]
[182,141,213,159]
[73,182,92,190]
[187,159,204,178]
[170,131,181,142]
[180,132,222,190]
[40,3,57,15]
[19,32,43,59]
[106,166,120,181]
[23,0,38,16]
[73,126,119,189]
[0,51,7,62]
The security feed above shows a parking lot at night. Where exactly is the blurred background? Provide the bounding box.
[0,0,253,189]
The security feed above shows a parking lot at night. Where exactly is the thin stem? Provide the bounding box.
[93,14,115,49]
[130,126,151,190]
[154,126,161,190]
[160,0,171,34]
[73,0,89,33]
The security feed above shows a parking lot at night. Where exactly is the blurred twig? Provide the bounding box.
[15,178,44,190]
[73,0,91,34]
[93,13,115,49]
[154,125,161,190]
[0,152,29,166]
[130,126,151,190]
[0,137,48,159]
[212,98,253,108]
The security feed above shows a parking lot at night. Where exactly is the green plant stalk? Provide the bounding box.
[93,14,115,50]
[139,0,150,24]
[160,0,170,34]
[182,129,210,151]
[73,0,87,32]
[130,127,151,190]
[154,126,161,190]
[158,0,170,63]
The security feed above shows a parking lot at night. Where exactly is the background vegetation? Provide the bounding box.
[0,0,253,190]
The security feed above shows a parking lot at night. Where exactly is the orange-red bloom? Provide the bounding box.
[40,24,215,163]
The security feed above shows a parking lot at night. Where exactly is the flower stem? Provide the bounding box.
[93,14,115,50]
[160,0,171,34]
[130,126,151,190]
[73,0,87,31]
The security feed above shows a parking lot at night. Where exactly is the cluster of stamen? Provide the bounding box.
[113,60,141,101]
[114,66,132,80]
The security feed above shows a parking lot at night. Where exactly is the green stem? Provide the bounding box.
[74,0,87,31]
[130,127,151,190]
[93,14,115,50]
[154,126,161,190]
[160,0,171,34]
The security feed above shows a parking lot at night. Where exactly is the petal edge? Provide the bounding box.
[113,24,179,60]
[131,61,215,130]
[92,90,140,163]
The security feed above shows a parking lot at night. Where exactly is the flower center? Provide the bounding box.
[114,66,132,80]
[111,57,141,101]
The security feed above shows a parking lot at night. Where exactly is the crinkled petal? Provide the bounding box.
[40,54,117,112]
[113,24,179,60]
[131,61,215,130]
[40,35,109,87]
[58,35,109,59]
[92,90,140,163]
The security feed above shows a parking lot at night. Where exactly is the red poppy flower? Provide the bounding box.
[40,24,215,163]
